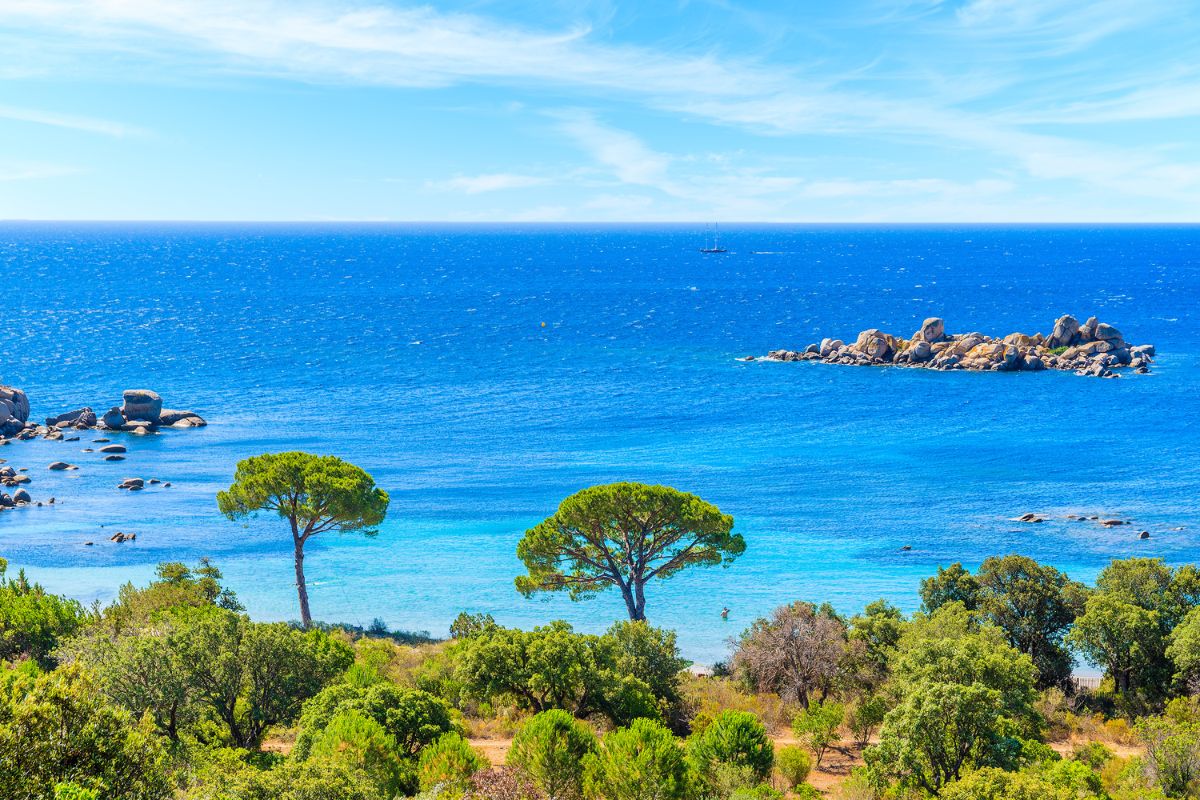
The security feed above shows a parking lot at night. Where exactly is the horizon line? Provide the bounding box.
[3,219,1200,226]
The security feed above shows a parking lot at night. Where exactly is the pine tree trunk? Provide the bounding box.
[294,539,312,627]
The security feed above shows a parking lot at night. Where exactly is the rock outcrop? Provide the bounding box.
[0,386,30,437]
[762,315,1153,378]
[121,390,163,424]
[12,389,210,442]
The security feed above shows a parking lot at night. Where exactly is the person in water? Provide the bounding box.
[721,607,730,620]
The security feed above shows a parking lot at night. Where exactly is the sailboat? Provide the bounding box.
[700,223,728,253]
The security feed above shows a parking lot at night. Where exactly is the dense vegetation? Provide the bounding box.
[2,549,1199,798]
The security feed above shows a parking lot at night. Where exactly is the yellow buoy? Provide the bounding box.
[540,321,546,328]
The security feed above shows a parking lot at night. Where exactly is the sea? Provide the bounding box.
[2,223,1197,664]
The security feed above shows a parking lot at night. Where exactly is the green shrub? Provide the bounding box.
[583,718,690,800]
[0,665,171,800]
[774,745,811,789]
[687,709,774,787]
[295,682,455,760]
[792,700,844,766]
[847,696,887,747]
[417,732,487,793]
[507,709,597,800]
[1071,741,1114,770]
[730,782,785,800]
[308,709,409,798]
[0,558,86,668]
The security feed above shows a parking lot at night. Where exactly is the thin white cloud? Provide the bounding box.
[554,112,681,195]
[1,0,1198,216]
[427,173,549,194]
[0,103,144,137]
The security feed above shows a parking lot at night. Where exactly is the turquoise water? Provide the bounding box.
[2,223,1198,663]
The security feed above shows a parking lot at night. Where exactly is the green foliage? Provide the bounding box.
[241,758,382,800]
[792,699,844,767]
[939,766,1096,800]
[865,680,1019,795]
[507,709,597,800]
[603,620,690,720]
[1071,741,1115,770]
[308,709,410,797]
[847,599,905,689]
[774,745,812,789]
[1168,607,1200,690]
[452,612,500,640]
[294,680,456,765]
[920,563,980,614]
[975,554,1086,689]
[53,784,99,800]
[0,664,171,800]
[85,559,242,640]
[687,709,773,790]
[0,558,86,668]
[453,619,679,726]
[891,603,1040,735]
[66,604,352,748]
[1073,558,1200,700]
[1068,591,1165,698]
[729,783,785,800]
[582,718,691,800]
[217,451,389,626]
[1138,714,1200,798]
[417,732,487,794]
[514,482,743,621]
[846,695,888,748]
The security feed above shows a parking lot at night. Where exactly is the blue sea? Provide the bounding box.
[2,223,1198,664]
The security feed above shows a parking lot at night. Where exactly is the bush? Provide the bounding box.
[1071,741,1114,770]
[418,732,487,793]
[307,709,409,798]
[687,709,774,788]
[507,709,596,800]
[0,665,171,800]
[295,682,456,760]
[730,783,785,800]
[582,718,690,800]
[847,696,887,748]
[0,559,86,668]
[774,745,811,789]
[792,699,844,767]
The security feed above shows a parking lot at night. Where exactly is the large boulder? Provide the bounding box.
[1046,315,1081,348]
[121,390,162,424]
[0,387,29,436]
[906,340,933,362]
[101,407,125,430]
[819,338,843,358]
[1095,323,1124,344]
[853,329,895,361]
[917,317,946,343]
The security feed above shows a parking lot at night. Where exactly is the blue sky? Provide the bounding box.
[2,0,1198,221]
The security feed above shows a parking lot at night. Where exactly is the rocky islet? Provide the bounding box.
[758,314,1154,378]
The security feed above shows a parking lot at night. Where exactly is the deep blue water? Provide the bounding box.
[2,223,1198,663]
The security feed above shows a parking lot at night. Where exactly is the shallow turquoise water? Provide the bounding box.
[2,223,1197,663]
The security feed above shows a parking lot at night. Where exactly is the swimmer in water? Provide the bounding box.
[721,607,730,620]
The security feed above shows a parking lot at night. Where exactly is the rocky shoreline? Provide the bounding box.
[0,386,204,514]
[755,315,1154,378]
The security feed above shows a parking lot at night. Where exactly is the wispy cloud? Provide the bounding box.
[2,0,1198,218]
[0,103,144,137]
[426,173,549,194]
[554,112,682,195]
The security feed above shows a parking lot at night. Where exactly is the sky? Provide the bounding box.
[1,0,1199,222]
